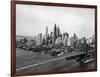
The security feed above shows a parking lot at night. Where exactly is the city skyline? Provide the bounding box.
[16,4,95,38]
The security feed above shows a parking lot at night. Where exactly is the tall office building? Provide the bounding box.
[50,32,53,44]
[46,27,48,39]
[36,33,42,46]
[53,24,57,44]
[56,26,60,38]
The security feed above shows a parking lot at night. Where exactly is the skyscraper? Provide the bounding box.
[56,26,60,38]
[53,24,57,44]
[36,33,42,46]
[46,27,48,39]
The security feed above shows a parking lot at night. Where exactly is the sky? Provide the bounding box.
[16,4,95,38]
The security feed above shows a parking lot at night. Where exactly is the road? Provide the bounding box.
[16,48,96,74]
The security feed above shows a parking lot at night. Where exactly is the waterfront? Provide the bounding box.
[16,48,95,74]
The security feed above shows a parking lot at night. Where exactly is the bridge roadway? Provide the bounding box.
[16,49,94,73]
